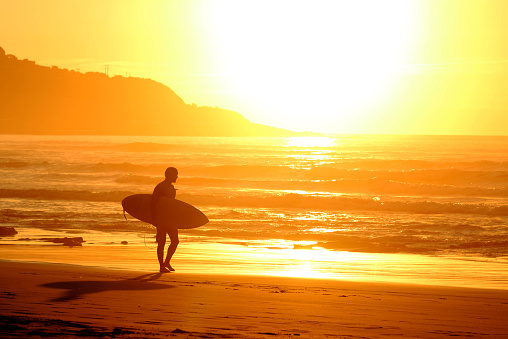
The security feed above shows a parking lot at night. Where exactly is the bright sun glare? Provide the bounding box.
[206,1,417,132]
[285,137,336,148]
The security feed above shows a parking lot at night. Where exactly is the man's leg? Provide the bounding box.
[163,228,179,271]
[156,228,168,272]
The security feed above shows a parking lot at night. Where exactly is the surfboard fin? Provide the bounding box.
[123,208,127,221]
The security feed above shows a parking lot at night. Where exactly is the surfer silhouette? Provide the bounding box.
[151,167,179,273]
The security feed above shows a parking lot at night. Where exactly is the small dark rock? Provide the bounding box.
[112,327,132,335]
[41,237,84,246]
[61,238,83,247]
[40,237,85,246]
[0,226,17,237]
[121,241,128,245]
[2,324,24,331]
[55,237,84,244]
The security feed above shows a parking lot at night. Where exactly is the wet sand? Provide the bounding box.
[1,260,507,338]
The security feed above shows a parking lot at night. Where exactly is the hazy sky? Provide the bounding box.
[2,0,508,135]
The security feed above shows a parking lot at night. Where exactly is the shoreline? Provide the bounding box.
[1,240,508,291]
[2,260,508,338]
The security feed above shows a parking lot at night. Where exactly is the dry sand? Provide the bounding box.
[1,260,507,338]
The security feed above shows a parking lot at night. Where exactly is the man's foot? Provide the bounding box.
[160,266,172,273]
[163,263,175,272]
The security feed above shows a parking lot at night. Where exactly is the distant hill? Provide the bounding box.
[0,47,304,136]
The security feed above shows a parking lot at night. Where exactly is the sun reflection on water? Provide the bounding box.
[282,137,339,167]
[272,248,356,279]
[283,137,337,148]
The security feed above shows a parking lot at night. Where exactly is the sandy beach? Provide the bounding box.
[3,0,508,337]
[1,260,507,338]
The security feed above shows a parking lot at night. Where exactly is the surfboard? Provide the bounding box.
[122,194,208,229]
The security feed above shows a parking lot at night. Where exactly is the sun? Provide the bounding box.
[204,0,418,133]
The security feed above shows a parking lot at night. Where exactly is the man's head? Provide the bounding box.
[165,167,178,182]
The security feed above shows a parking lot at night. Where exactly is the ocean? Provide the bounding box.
[0,134,507,289]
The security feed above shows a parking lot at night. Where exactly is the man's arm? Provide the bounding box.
[151,184,161,226]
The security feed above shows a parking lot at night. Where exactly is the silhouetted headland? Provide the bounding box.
[0,47,315,136]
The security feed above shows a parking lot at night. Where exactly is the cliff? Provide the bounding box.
[0,47,299,136]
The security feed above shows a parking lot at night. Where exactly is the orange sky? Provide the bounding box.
[1,0,508,135]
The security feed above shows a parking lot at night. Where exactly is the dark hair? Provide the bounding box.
[165,167,178,179]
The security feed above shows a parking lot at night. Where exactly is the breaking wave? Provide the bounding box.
[0,188,506,216]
